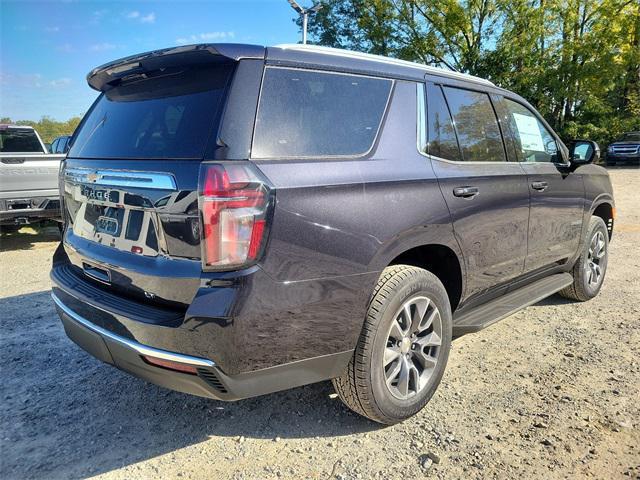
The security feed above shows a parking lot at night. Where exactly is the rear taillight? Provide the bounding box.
[198,163,272,270]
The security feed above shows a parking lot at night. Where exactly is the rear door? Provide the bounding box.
[498,97,584,272]
[424,83,530,299]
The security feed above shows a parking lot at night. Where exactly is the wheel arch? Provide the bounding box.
[591,199,614,239]
[387,244,464,312]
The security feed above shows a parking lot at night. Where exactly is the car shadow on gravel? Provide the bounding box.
[1,291,379,479]
[534,294,575,306]
[0,223,60,252]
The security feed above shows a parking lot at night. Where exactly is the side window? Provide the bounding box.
[252,68,392,158]
[426,84,462,161]
[51,139,60,153]
[443,87,506,162]
[503,99,559,163]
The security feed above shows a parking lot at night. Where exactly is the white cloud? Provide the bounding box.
[176,32,235,45]
[1,73,71,89]
[49,78,72,88]
[90,9,109,25]
[89,42,117,52]
[57,43,75,53]
[140,12,156,24]
[125,11,155,23]
[0,73,42,88]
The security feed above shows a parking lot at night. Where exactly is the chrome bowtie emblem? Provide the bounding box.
[86,172,100,183]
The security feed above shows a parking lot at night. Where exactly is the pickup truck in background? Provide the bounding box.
[0,124,65,231]
[605,131,640,166]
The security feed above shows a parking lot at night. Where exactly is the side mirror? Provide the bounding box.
[569,140,600,166]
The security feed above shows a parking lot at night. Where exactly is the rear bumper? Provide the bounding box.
[0,196,60,224]
[52,292,227,399]
[606,153,640,164]
[50,259,358,400]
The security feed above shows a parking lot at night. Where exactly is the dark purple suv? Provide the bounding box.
[51,44,615,424]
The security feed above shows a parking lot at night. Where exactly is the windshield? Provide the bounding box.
[0,129,43,153]
[69,63,234,159]
[618,132,640,142]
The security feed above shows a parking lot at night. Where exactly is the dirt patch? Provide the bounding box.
[1,169,638,480]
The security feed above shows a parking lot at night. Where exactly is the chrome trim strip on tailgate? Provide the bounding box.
[51,292,216,367]
[64,167,177,190]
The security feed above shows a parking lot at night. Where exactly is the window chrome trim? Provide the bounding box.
[416,83,428,156]
[51,292,216,367]
[64,167,177,190]
[274,44,495,87]
[428,154,525,166]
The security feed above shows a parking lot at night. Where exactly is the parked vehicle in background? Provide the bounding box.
[0,125,64,231]
[606,131,640,166]
[50,135,72,154]
[51,44,614,424]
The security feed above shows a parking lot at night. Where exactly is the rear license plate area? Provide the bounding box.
[95,208,124,236]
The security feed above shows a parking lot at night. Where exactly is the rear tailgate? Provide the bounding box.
[0,154,64,199]
[59,44,265,307]
[62,159,202,305]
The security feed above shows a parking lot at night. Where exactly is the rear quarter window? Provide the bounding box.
[252,68,392,158]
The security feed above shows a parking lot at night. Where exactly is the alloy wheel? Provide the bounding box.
[586,230,606,286]
[383,295,442,400]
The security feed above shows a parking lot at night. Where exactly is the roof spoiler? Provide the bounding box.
[87,43,265,92]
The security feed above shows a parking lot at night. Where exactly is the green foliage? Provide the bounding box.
[301,0,640,147]
[0,116,81,144]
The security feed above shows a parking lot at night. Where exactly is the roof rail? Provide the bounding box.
[274,44,494,86]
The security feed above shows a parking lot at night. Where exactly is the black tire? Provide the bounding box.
[559,216,609,302]
[332,265,452,425]
[0,224,21,234]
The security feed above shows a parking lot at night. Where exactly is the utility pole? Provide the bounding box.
[287,0,322,44]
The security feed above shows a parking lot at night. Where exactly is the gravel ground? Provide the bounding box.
[1,168,639,480]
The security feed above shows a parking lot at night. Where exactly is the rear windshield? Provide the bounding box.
[0,129,43,153]
[252,67,392,158]
[69,64,234,159]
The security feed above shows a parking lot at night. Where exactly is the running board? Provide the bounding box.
[452,273,573,337]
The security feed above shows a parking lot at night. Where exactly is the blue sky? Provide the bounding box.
[0,0,303,121]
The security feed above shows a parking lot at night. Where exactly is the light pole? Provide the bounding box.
[287,0,323,44]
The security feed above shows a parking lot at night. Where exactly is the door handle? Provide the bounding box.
[453,186,479,198]
[531,181,549,191]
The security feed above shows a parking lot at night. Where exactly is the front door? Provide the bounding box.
[424,83,530,299]
[499,97,584,272]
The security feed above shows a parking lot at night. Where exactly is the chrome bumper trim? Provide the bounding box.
[51,292,215,367]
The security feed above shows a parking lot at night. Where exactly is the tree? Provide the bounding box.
[1,116,82,143]
[300,0,640,146]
